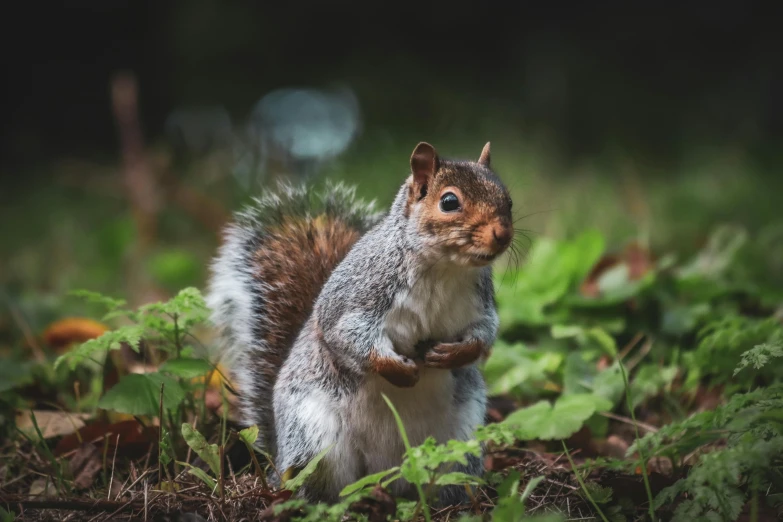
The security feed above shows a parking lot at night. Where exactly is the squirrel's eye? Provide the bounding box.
[439,192,461,213]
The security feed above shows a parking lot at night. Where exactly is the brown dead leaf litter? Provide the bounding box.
[0,440,661,522]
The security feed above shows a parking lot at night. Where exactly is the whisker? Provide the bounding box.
[513,208,556,224]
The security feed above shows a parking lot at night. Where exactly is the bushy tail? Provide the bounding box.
[205,180,382,453]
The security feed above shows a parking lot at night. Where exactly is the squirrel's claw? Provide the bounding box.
[423,339,485,369]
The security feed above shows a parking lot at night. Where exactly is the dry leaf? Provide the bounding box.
[16,410,90,439]
[348,485,397,522]
[55,419,157,458]
[69,442,103,490]
[580,242,655,298]
[28,477,58,498]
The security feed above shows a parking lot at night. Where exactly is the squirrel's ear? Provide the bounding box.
[478,142,491,167]
[410,142,439,198]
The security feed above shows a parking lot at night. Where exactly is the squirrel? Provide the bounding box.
[206,141,514,505]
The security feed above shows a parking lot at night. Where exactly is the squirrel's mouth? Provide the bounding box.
[465,252,498,266]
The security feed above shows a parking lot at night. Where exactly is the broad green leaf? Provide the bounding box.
[177,461,217,491]
[339,467,400,496]
[181,423,221,476]
[592,363,626,406]
[238,425,259,446]
[492,470,525,522]
[562,352,594,396]
[519,475,545,503]
[159,357,213,378]
[503,394,612,441]
[434,472,485,486]
[284,444,334,492]
[587,327,617,356]
[98,372,185,416]
[563,354,625,407]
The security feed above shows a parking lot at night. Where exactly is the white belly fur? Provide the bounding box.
[343,263,482,495]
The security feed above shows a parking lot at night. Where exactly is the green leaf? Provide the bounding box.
[587,327,618,357]
[339,467,400,496]
[492,470,525,522]
[563,354,626,407]
[159,357,213,378]
[284,444,334,492]
[434,471,485,486]
[629,365,679,409]
[734,342,783,376]
[177,461,217,491]
[98,372,185,416]
[68,289,127,312]
[520,475,545,503]
[483,341,553,396]
[181,423,221,476]
[0,506,16,522]
[503,394,612,441]
[582,481,613,504]
[238,425,259,446]
[55,325,144,370]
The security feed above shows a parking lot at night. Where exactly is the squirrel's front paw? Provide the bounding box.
[371,353,420,387]
[424,339,485,369]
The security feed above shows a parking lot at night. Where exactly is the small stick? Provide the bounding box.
[107,433,120,500]
[157,382,164,488]
[599,411,659,433]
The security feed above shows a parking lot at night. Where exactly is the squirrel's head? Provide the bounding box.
[405,141,514,268]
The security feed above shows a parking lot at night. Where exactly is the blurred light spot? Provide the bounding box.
[249,85,361,163]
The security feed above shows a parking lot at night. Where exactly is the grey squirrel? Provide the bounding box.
[206,141,514,505]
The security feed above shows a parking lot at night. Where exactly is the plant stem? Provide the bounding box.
[620,361,656,521]
[382,393,432,522]
[158,382,164,488]
[561,441,610,522]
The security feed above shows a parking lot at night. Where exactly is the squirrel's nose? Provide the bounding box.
[492,224,513,249]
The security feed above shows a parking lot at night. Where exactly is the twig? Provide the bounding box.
[119,469,152,499]
[106,433,120,500]
[625,337,654,371]
[2,498,141,513]
[618,332,644,362]
[599,411,659,433]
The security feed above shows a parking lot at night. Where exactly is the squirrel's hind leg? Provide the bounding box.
[436,365,488,507]
[273,358,362,503]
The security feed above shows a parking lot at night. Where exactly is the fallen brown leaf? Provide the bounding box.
[54,419,158,458]
[580,242,655,298]
[348,485,397,522]
[16,410,90,439]
[69,442,103,490]
[28,477,58,498]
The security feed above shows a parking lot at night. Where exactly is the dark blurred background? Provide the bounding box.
[3,1,782,168]
[1,0,782,311]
